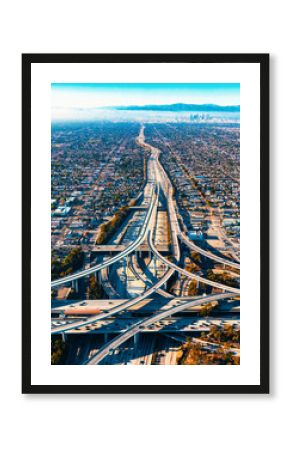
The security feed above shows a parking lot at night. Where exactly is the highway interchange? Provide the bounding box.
[51,126,240,365]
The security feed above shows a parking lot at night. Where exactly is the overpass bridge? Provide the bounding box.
[53,316,240,335]
[91,243,170,253]
[51,125,240,366]
[84,292,238,364]
[51,297,240,316]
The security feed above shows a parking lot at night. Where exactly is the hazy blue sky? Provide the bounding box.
[52,83,240,120]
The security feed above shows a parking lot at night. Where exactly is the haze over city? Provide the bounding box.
[52,83,240,122]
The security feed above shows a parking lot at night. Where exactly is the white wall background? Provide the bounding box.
[0,1,287,449]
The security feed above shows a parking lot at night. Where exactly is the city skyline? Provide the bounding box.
[52,83,240,121]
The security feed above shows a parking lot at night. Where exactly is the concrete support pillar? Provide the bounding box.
[72,279,79,293]
[61,332,66,343]
[134,333,140,347]
[97,270,102,284]
[124,257,128,289]
[196,280,200,289]
[71,280,78,292]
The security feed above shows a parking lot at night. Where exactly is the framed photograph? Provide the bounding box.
[22,53,269,394]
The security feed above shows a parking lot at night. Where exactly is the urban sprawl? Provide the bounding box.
[51,121,240,366]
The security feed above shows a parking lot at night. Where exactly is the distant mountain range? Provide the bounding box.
[104,103,240,112]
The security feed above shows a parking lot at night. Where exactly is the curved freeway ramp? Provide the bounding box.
[100,261,121,299]
[178,231,240,270]
[51,184,158,289]
[148,231,240,294]
[84,292,238,365]
[128,254,173,299]
[51,265,175,335]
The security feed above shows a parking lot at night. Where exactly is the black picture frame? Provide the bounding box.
[22,53,269,394]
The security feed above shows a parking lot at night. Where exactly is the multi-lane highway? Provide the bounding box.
[51,146,159,288]
[148,231,240,294]
[51,125,240,364]
[128,253,173,299]
[84,292,237,365]
[51,265,175,334]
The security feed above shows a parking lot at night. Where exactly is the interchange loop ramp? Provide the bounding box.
[84,292,238,365]
[148,231,240,294]
[128,253,173,299]
[178,231,240,270]
[51,125,240,345]
[51,181,173,335]
[51,265,175,334]
[51,184,158,288]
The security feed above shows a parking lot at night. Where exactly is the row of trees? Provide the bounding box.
[199,302,217,317]
[186,261,200,273]
[190,250,202,264]
[167,220,172,245]
[95,206,130,245]
[177,341,239,365]
[87,274,103,299]
[187,280,208,299]
[207,324,240,344]
[51,247,84,280]
[51,337,66,365]
[187,280,198,296]
[206,269,239,288]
